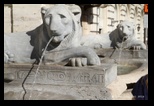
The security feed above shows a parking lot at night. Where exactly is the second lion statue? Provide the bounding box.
[81,20,146,50]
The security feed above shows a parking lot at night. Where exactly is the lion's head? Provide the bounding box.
[43,6,73,43]
[30,4,82,61]
[41,4,82,44]
[116,20,136,41]
[109,20,136,49]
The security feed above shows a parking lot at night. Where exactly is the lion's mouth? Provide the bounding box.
[52,34,68,43]
[123,36,128,41]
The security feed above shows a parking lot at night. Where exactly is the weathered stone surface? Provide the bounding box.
[99,49,148,75]
[95,48,148,59]
[4,63,115,100]
[4,90,77,100]
[4,64,117,87]
[4,32,35,63]
[114,89,133,100]
[4,83,112,100]
[13,4,42,32]
[4,6,11,33]
[107,66,148,99]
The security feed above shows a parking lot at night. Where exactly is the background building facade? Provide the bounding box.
[4,4,146,42]
[143,4,148,46]
[80,4,145,42]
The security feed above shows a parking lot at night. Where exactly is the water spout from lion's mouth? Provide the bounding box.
[52,34,68,43]
[123,36,128,41]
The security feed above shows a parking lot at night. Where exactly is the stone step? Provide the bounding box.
[114,89,133,100]
[107,67,148,99]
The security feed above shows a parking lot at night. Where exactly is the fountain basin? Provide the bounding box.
[100,58,147,75]
[117,65,139,75]
[117,59,147,75]
[96,48,148,75]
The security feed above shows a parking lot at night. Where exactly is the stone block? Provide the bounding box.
[4,64,116,100]
[4,63,117,87]
[12,4,42,32]
[4,6,11,33]
[4,83,112,100]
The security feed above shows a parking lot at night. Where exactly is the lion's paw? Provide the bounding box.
[88,57,101,66]
[67,58,87,67]
[130,46,144,50]
[67,57,100,67]
[94,44,102,49]
[133,46,141,50]
[4,51,14,63]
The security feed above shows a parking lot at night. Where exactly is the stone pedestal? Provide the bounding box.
[4,64,117,100]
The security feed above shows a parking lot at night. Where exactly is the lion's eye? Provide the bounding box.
[59,14,66,18]
[45,13,52,18]
[127,25,130,28]
[44,14,52,25]
[45,17,50,24]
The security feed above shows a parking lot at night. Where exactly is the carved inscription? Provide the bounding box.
[5,64,117,86]
[47,71,104,84]
[16,70,104,85]
[16,70,45,82]
[47,71,66,81]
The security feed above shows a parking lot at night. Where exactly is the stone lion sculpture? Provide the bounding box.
[4,4,100,66]
[81,20,146,50]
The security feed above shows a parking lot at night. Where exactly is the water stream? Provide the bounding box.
[118,37,127,64]
[28,36,54,100]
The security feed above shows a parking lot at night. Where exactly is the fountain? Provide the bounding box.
[4,4,148,100]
